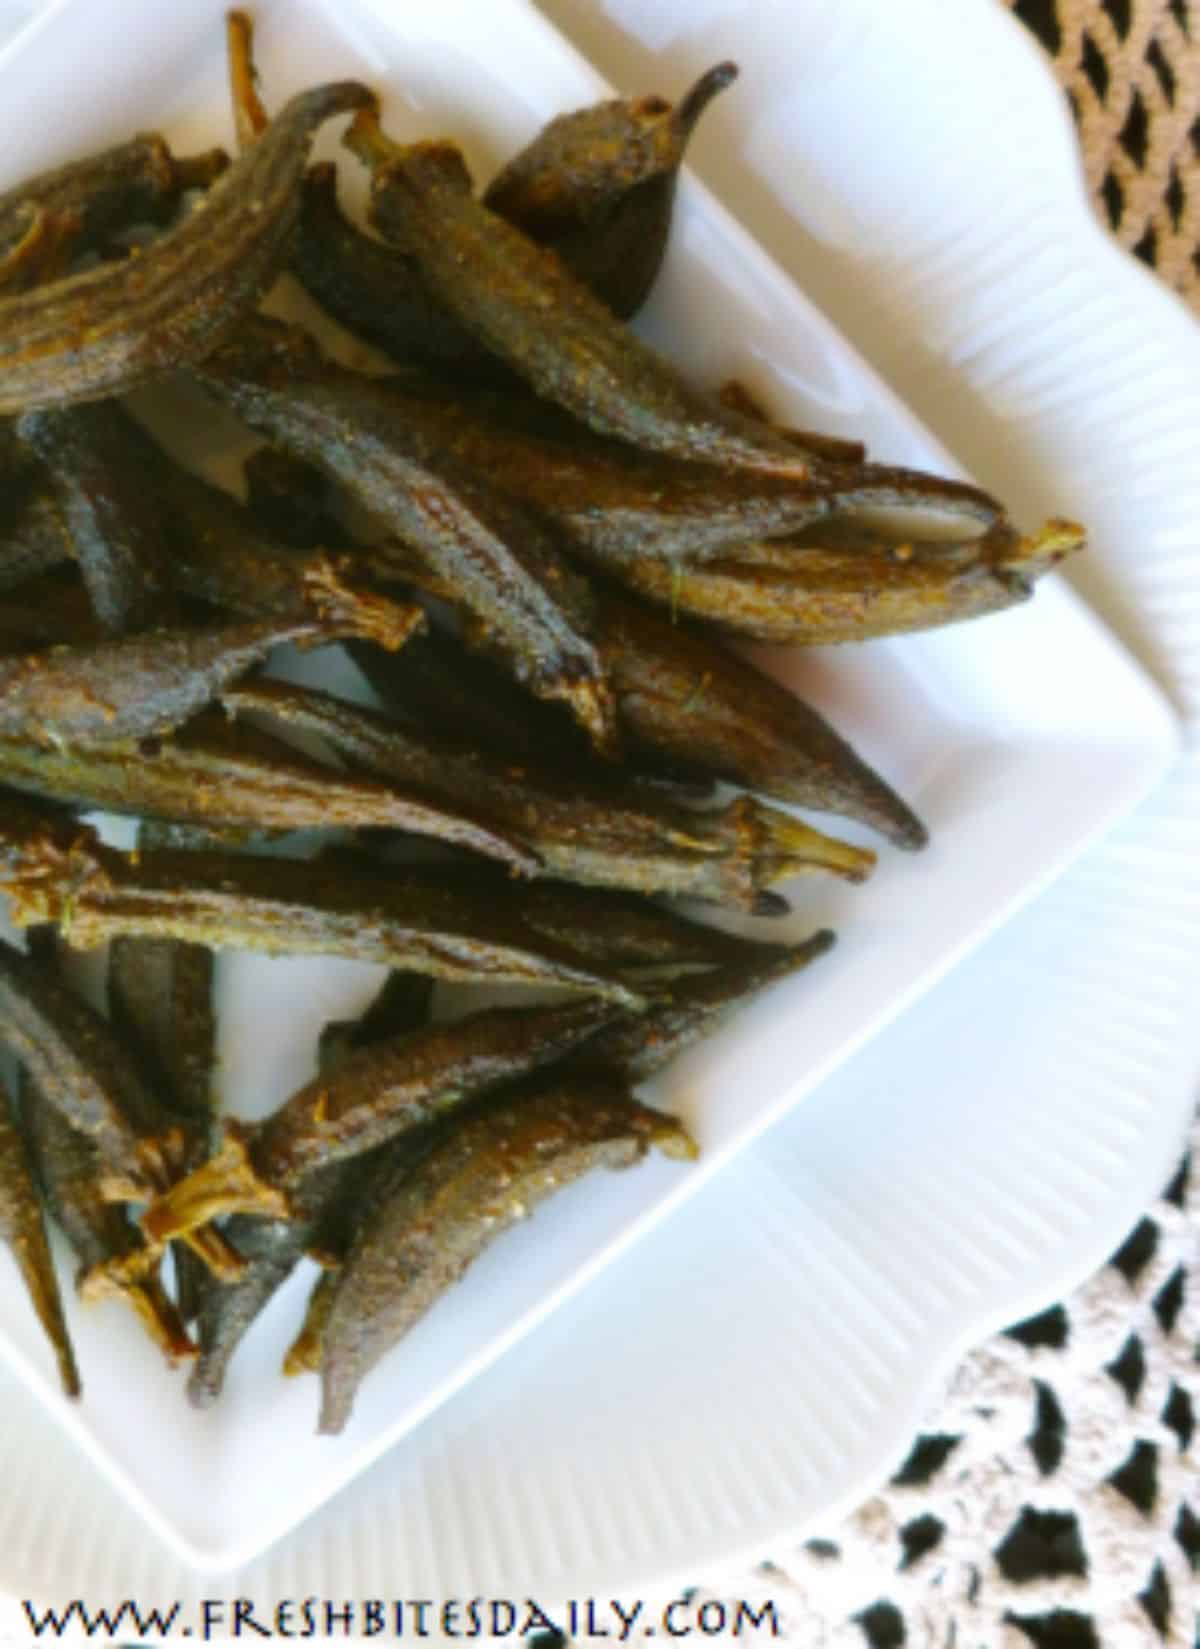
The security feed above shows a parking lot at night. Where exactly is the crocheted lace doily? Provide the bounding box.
[664,1115,1197,1648]
[1004,0,1200,309]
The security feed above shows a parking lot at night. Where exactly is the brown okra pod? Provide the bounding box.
[594,586,928,850]
[290,164,500,379]
[0,930,238,1280]
[0,714,538,870]
[347,619,713,798]
[0,1083,81,1397]
[613,520,1084,643]
[194,319,617,753]
[0,788,93,881]
[317,1074,695,1433]
[16,930,194,1362]
[0,477,71,594]
[242,446,342,551]
[345,626,596,775]
[109,896,217,1323]
[331,855,796,972]
[225,679,875,907]
[188,969,434,1409]
[0,205,82,297]
[716,380,867,465]
[23,1084,195,1362]
[17,401,178,631]
[108,935,215,1134]
[484,63,737,319]
[317,972,435,1079]
[289,937,837,1379]
[223,16,495,381]
[8,839,642,1004]
[357,373,835,567]
[0,81,373,415]
[0,934,186,1198]
[0,132,228,265]
[0,610,392,750]
[0,571,101,653]
[132,430,425,638]
[572,929,835,1082]
[344,115,811,479]
[348,375,1004,569]
[142,996,618,1241]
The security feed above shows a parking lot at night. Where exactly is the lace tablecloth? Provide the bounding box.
[675,11,1199,1642]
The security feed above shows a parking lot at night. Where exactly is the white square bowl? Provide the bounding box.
[0,0,1180,1572]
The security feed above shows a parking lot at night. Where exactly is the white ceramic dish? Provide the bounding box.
[0,0,1187,1597]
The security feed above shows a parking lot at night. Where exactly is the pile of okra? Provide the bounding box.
[0,14,1083,1434]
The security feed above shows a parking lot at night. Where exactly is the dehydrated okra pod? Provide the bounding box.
[109,906,217,1323]
[0,1083,81,1397]
[483,63,737,319]
[0,478,72,594]
[317,1074,695,1433]
[194,318,617,753]
[8,839,642,1004]
[612,520,1084,643]
[0,714,537,870]
[0,132,228,264]
[17,401,179,631]
[594,586,928,850]
[141,996,619,1241]
[0,79,373,414]
[573,929,835,1081]
[16,930,194,1362]
[188,969,435,1409]
[225,679,874,907]
[0,610,369,750]
[344,115,812,479]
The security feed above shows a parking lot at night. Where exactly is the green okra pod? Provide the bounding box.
[344,114,812,479]
[0,79,373,414]
[194,319,617,753]
[141,996,618,1240]
[0,1083,81,1397]
[484,63,737,319]
[317,1074,695,1433]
